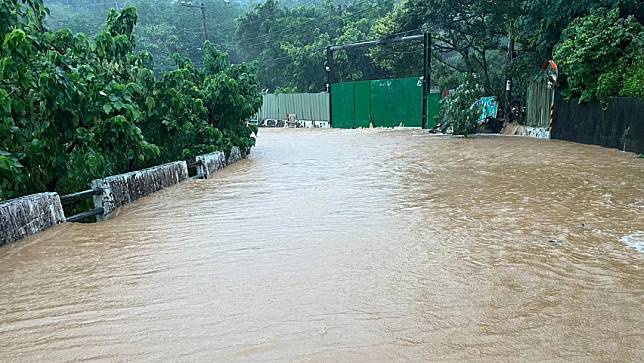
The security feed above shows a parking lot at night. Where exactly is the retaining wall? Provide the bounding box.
[91,161,189,220]
[0,193,66,246]
[196,147,244,179]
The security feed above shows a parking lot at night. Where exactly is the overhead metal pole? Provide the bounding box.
[179,2,208,43]
[329,34,424,52]
[505,30,514,123]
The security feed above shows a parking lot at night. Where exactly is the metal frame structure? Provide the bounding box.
[326,33,432,129]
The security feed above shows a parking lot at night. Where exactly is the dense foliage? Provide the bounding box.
[2,0,644,200]
[369,0,643,132]
[0,0,260,201]
[554,8,643,103]
[43,1,643,101]
[236,0,396,92]
[45,0,245,70]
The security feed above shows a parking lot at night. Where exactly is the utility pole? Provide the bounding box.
[326,46,335,128]
[421,33,431,130]
[200,3,208,43]
[505,27,515,123]
[179,2,208,43]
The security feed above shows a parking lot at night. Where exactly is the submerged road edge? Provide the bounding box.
[0,147,246,245]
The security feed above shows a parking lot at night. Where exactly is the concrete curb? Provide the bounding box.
[1,147,249,245]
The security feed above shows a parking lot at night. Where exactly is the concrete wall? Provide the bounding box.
[0,193,66,246]
[92,161,188,220]
[228,147,244,166]
[196,147,244,179]
[552,96,644,154]
[524,126,550,139]
[1,149,248,243]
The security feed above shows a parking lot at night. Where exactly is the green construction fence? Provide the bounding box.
[331,77,440,129]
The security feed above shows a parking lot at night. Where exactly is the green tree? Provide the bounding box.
[371,0,521,95]
[45,0,245,72]
[554,8,643,103]
[435,74,484,136]
[236,0,394,92]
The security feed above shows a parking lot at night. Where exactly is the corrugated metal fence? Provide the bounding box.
[526,79,555,128]
[254,93,329,122]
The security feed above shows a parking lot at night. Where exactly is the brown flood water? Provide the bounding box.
[1,128,643,362]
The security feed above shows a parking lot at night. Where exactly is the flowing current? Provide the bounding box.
[1,129,643,361]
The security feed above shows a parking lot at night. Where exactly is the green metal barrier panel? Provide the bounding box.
[371,77,423,128]
[353,81,372,128]
[331,77,440,129]
[331,83,354,129]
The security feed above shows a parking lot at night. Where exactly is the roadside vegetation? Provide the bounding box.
[42,0,644,129]
[238,0,642,135]
[0,1,260,201]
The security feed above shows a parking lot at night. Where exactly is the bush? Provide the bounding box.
[435,75,485,136]
[554,8,643,103]
[622,55,644,99]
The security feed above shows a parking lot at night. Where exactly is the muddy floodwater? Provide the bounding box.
[1,129,643,361]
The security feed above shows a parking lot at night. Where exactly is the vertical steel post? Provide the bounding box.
[428,34,432,92]
[326,46,335,128]
[505,31,514,122]
[421,33,430,130]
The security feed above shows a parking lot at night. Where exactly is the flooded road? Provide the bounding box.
[1,128,643,361]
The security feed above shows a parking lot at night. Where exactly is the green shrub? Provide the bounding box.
[435,75,484,136]
[554,8,643,103]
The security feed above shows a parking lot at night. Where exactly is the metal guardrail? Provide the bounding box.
[187,160,203,169]
[60,188,103,222]
[60,158,210,222]
[60,188,102,206]
[66,207,105,223]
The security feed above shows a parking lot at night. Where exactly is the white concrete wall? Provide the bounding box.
[196,151,225,179]
[525,126,551,139]
[0,193,65,246]
[92,161,188,220]
[2,147,249,242]
[503,124,551,139]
